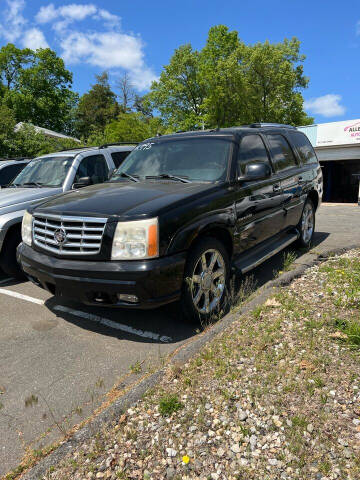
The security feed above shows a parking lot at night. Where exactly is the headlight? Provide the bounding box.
[111,217,158,260]
[22,211,33,246]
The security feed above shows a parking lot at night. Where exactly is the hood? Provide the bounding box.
[0,187,63,214]
[33,181,217,219]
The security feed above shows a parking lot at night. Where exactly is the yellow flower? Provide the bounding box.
[182,455,190,464]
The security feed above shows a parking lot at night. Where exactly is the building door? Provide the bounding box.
[321,160,359,203]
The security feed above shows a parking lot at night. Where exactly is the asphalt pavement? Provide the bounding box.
[0,203,359,476]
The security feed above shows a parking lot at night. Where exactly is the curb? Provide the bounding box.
[19,244,360,479]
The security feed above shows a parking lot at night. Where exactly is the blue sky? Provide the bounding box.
[0,0,359,124]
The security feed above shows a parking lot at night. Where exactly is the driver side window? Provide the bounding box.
[74,155,109,185]
[238,134,271,175]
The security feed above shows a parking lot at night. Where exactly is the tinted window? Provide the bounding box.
[238,134,271,174]
[289,131,318,165]
[267,134,298,172]
[0,163,26,186]
[75,155,109,184]
[111,139,231,183]
[111,151,131,168]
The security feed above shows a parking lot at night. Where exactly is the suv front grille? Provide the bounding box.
[33,214,107,256]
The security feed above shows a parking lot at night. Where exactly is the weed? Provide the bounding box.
[24,394,38,408]
[283,250,297,272]
[130,360,143,374]
[158,394,183,416]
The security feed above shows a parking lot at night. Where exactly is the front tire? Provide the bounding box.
[296,198,315,248]
[181,237,230,325]
[0,229,26,280]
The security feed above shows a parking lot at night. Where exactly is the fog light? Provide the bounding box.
[117,294,139,303]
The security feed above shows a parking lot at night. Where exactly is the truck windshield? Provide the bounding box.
[110,138,231,183]
[10,156,74,188]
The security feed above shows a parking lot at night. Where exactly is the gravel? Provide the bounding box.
[25,250,360,480]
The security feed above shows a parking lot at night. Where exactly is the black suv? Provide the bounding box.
[19,124,323,322]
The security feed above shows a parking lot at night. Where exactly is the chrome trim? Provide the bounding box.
[33,214,107,256]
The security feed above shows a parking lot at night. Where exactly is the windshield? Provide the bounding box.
[10,156,74,187]
[110,138,231,183]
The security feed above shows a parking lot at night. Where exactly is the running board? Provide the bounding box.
[234,231,299,274]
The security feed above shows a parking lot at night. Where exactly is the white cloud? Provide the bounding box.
[0,0,27,42]
[0,0,49,49]
[61,31,157,90]
[35,4,58,24]
[22,27,49,49]
[304,94,346,117]
[0,1,156,91]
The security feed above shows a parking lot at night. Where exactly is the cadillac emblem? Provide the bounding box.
[54,228,67,245]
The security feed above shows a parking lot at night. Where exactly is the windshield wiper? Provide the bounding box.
[145,174,192,183]
[21,182,44,187]
[117,172,139,183]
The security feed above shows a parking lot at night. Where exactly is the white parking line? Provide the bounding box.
[0,286,172,343]
[0,288,45,305]
[54,305,173,343]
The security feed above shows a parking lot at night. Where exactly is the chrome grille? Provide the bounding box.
[33,214,107,255]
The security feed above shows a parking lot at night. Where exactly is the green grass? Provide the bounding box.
[158,394,183,416]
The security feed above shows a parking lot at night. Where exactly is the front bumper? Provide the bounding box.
[18,243,186,309]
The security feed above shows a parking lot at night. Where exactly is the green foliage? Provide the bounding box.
[0,118,81,159]
[0,44,78,134]
[158,394,183,416]
[87,112,164,145]
[147,25,313,130]
[75,72,120,138]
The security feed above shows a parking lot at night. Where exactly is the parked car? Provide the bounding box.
[19,124,323,322]
[0,158,31,187]
[0,143,135,278]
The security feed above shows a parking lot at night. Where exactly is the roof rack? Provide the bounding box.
[99,142,138,148]
[249,123,296,129]
[58,146,95,152]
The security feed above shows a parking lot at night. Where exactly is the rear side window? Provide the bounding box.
[266,134,298,173]
[237,134,271,175]
[111,151,131,168]
[288,131,318,165]
[0,163,26,186]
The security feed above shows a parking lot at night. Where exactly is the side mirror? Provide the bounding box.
[238,162,272,182]
[72,176,92,189]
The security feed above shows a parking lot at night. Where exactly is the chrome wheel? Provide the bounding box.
[301,203,314,243]
[191,249,226,314]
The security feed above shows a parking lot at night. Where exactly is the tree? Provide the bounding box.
[116,72,135,112]
[147,44,205,131]
[241,38,313,125]
[75,72,120,138]
[146,26,313,129]
[0,43,32,90]
[87,112,164,145]
[0,45,78,134]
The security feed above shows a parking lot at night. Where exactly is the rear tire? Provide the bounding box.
[181,237,230,325]
[296,198,315,249]
[0,229,26,280]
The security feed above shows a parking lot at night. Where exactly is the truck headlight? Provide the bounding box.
[111,218,158,260]
[22,211,33,246]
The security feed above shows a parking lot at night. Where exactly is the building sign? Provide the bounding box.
[316,119,360,147]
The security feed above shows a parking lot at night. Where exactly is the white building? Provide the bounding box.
[15,122,80,144]
[298,119,360,204]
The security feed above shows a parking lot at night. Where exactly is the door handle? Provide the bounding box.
[273,184,281,192]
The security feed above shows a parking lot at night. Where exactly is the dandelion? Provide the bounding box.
[182,455,190,465]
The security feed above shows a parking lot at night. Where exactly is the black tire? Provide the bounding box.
[296,198,315,249]
[0,228,26,280]
[181,237,230,325]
